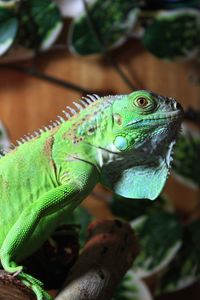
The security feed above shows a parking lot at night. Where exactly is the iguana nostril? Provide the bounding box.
[166,98,178,110]
[176,102,182,110]
[173,101,182,110]
[165,99,170,105]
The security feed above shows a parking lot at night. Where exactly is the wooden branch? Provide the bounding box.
[0,64,96,95]
[55,219,139,300]
[0,270,35,300]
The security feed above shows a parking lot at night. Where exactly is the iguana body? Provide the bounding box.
[0,90,183,299]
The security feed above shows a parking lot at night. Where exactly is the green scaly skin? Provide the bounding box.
[0,90,183,299]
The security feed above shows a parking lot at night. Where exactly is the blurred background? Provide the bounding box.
[0,0,199,299]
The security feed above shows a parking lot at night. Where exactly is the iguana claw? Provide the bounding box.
[19,271,52,300]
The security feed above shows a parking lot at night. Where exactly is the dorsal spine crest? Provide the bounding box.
[86,94,96,102]
[43,126,49,132]
[79,100,88,108]
[62,110,71,119]
[66,106,76,115]
[34,131,40,137]
[82,97,92,105]
[4,93,107,157]
[57,116,65,123]
[73,101,83,111]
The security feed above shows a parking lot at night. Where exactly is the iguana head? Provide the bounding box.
[99,90,183,200]
[111,90,183,152]
[70,90,183,200]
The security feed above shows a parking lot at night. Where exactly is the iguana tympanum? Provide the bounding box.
[0,90,183,299]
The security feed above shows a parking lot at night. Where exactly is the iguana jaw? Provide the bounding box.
[127,110,183,127]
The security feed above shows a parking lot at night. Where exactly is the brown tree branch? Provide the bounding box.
[0,64,97,95]
[55,219,139,300]
[0,270,35,300]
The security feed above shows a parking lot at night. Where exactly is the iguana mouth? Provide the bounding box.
[127,110,183,127]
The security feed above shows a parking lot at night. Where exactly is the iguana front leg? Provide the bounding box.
[0,161,99,299]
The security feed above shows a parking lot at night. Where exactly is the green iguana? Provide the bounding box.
[0,90,183,299]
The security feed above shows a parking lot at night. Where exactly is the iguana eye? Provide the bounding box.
[135,97,149,108]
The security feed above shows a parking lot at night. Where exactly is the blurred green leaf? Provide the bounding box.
[69,0,139,55]
[113,270,153,300]
[157,219,200,294]
[131,212,182,277]
[172,129,200,188]
[19,0,63,50]
[142,9,200,60]
[0,6,18,55]
[0,0,18,9]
